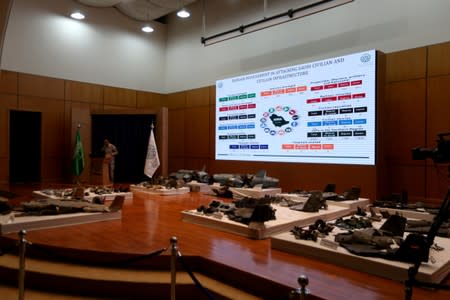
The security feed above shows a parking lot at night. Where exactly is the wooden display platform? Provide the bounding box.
[271,223,450,284]
[130,185,190,196]
[0,211,121,235]
[182,204,350,239]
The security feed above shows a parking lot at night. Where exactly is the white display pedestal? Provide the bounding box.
[228,187,282,200]
[182,203,351,239]
[130,185,190,196]
[271,219,450,284]
[0,211,121,235]
[32,190,133,202]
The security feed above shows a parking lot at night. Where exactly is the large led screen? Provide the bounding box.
[215,49,377,165]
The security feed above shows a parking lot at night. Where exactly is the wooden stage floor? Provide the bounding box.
[1,183,449,300]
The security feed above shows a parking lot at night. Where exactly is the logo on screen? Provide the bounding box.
[360,53,371,63]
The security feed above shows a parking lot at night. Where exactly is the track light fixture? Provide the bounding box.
[201,0,353,46]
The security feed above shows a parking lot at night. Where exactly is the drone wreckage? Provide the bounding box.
[0,186,125,217]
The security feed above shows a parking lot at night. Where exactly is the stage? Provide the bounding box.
[1,183,449,300]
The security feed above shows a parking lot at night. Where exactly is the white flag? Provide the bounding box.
[144,127,160,178]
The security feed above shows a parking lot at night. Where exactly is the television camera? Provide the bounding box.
[412,132,450,163]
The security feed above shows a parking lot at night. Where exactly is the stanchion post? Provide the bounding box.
[170,236,178,300]
[289,275,310,300]
[18,229,30,300]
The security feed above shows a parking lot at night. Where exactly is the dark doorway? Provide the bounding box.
[9,110,42,183]
[91,114,157,183]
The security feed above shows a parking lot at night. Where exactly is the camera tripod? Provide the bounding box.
[404,186,450,300]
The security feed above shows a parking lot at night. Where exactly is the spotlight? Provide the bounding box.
[70,11,85,20]
[141,25,154,33]
[177,8,190,18]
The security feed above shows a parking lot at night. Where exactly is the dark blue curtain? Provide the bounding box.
[91,114,157,183]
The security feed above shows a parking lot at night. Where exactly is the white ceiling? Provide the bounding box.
[76,0,197,21]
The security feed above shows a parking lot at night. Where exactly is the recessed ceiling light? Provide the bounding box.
[70,11,85,20]
[141,25,154,33]
[177,8,190,18]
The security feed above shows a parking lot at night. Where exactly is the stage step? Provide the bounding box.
[0,254,262,300]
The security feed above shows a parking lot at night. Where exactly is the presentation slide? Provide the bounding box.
[215,49,377,165]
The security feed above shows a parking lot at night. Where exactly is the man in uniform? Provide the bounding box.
[102,139,118,183]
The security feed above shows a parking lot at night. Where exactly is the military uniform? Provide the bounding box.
[102,142,118,182]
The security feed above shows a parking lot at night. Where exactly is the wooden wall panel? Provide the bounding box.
[184,106,210,157]
[71,103,92,128]
[65,80,103,104]
[168,108,185,157]
[0,94,17,183]
[376,52,387,197]
[136,91,163,108]
[0,158,8,184]
[0,0,10,25]
[182,87,211,170]
[18,73,64,99]
[102,105,135,111]
[184,158,210,171]
[382,79,427,200]
[168,157,185,173]
[209,86,216,160]
[280,164,377,198]
[0,70,17,94]
[156,107,169,177]
[64,101,73,181]
[385,47,427,82]
[387,164,426,202]
[427,75,450,147]
[208,159,272,179]
[185,87,210,107]
[426,165,450,205]
[383,79,427,161]
[426,75,450,201]
[166,92,185,109]
[428,41,450,77]
[18,96,65,181]
[209,159,377,199]
[103,86,136,108]
[0,94,17,156]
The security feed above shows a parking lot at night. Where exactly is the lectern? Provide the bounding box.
[90,154,111,186]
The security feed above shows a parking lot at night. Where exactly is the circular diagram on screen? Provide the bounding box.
[260,105,299,136]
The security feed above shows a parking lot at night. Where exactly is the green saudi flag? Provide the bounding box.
[72,129,85,176]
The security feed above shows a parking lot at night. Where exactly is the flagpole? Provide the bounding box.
[76,124,81,185]
[144,121,160,183]
[73,123,85,186]
[151,122,155,185]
